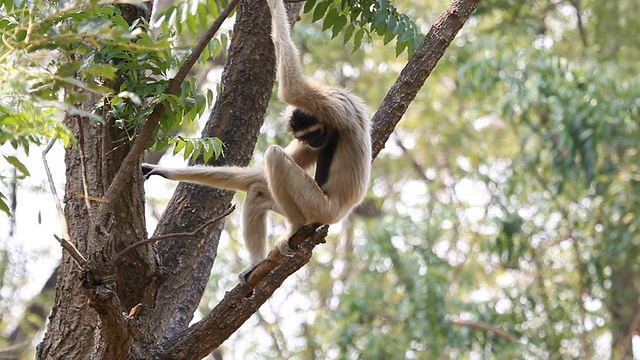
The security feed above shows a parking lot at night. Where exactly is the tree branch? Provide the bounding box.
[452,318,520,342]
[53,235,88,269]
[371,0,481,158]
[108,205,235,269]
[42,140,71,241]
[96,0,240,218]
[158,224,328,360]
[76,118,93,214]
[43,140,89,269]
[617,305,640,360]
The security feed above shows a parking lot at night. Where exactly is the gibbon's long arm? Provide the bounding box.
[267,0,369,134]
[142,164,265,192]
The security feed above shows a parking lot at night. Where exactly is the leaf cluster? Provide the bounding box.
[0,0,229,216]
[303,0,424,56]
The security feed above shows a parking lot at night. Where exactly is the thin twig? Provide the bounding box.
[54,235,89,268]
[76,118,93,213]
[43,140,89,268]
[452,318,520,342]
[393,132,432,183]
[569,0,588,50]
[0,340,30,353]
[108,205,235,269]
[42,139,70,239]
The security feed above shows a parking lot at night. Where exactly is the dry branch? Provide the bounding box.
[452,318,520,342]
[42,140,71,241]
[44,140,89,269]
[108,205,235,269]
[53,235,88,269]
[158,224,328,360]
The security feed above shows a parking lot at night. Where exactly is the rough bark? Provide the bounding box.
[37,95,159,359]
[149,0,276,340]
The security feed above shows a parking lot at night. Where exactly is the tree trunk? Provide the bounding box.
[37,96,160,358]
[36,0,275,358]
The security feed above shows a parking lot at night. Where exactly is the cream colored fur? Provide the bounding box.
[143,0,371,280]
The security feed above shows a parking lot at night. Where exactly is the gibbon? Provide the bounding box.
[142,0,371,280]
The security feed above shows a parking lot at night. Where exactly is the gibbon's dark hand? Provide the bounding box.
[141,163,159,179]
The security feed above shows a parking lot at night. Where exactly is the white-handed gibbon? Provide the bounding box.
[142,0,371,280]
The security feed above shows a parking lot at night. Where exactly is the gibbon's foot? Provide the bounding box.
[275,237,296,257]
[238,262,259,285]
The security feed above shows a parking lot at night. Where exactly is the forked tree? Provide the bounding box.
[33,0,480,358]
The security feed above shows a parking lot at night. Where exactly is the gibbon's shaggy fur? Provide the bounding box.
[142,0,371,279]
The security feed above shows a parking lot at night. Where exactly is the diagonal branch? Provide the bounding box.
[43,140,88,268]
[371,0,481,158]
[53,235,88,269]
[96,0,240,219]
[158,224,328,360]
[452,318,520,342]
[108,205,235,269]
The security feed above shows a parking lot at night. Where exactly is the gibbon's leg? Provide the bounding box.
[238,182,276,281]
[264,145,336,255]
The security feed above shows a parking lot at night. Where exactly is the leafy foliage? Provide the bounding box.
[303,0,424,56]
[168,136,224,163]
[0,0,227,215]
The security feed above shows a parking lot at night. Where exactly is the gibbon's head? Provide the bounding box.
[286,108,329,148]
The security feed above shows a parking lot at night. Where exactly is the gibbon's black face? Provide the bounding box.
[289,108,327,148]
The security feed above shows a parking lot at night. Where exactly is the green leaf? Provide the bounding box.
[322,6,338,31]
[186,10,198,34]
[303,0,317,14]
[57,61,83,77]
[372,9,388,28]
[343,22,355,44]
[312,0,330,23]
[198,2,209,29]
[173,137,186,155]
[0,195,10,217]
[353,28,364,50]
[398,28,413,42]
[190,140,203,162]
[85,63,118,80]
[203,139,214,163]
[382,27,394,45]
[331,14,347,39]
[184,139,195,160]
[395,38,408,56]
[211,137,224,157]
[4,155,30,178]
